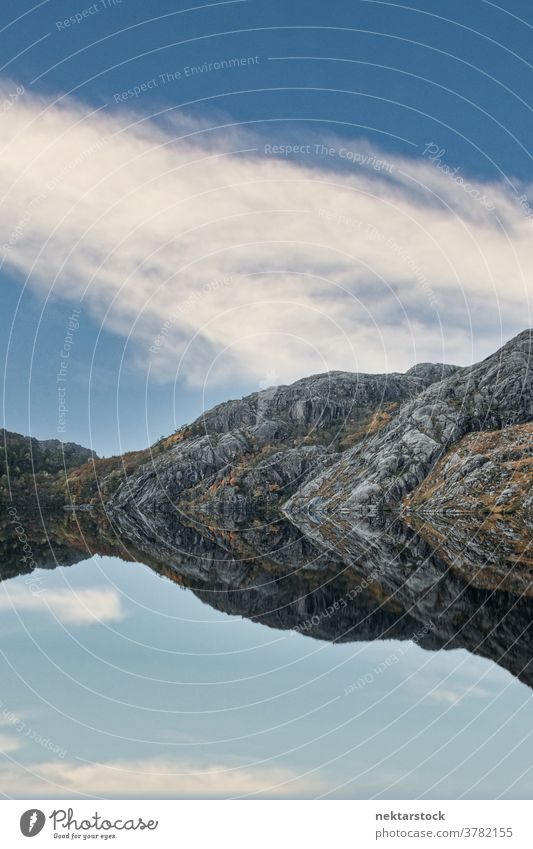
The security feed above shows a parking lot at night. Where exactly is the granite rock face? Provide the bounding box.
[401,423,533,594]
[27,328,530,594]
[106,364,457,528]
[4,332,533,691]
[193,366,459,436]
[180,444,332,528]
[284,330,533,521]
[74,330,533,594]
[404,423,533,519]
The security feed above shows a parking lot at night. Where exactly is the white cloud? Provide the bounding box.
[409,653,503,707]
[0,756,324,798]
[0,585,126,625]
[423,682,494,707]
[0,734,22,753]
[0,80,531,389]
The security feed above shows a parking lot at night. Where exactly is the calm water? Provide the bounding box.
[1,520,532,800]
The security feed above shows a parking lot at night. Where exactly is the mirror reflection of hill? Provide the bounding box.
[1,507,533,689]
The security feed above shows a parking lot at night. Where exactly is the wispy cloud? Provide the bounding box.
[0,733,23,753]
[0,585,126,626]
[409,654,504,707]
[0,756,324,798]
[423,685,493,707]
[1,80,531,386]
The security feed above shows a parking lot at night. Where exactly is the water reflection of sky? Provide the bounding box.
[0,556,531,799]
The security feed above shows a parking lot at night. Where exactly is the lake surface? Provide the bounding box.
[0,511,532,799]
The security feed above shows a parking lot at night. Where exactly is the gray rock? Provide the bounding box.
[284,330,533,521]
[107,358,457,524]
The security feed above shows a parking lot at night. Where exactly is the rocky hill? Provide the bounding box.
[68,331,529,536]
[5,330,532,593]
[284,329,532,522]
[2,333,532,685]
[98,332,532,586]
[103,362,458,525]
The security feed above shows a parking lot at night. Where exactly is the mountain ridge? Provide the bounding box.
[2,330,531,592]
[284,329,533,522]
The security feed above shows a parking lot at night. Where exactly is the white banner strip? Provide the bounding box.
[1,799,531,848]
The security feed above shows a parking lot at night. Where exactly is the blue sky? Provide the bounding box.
[1,0,533,455]
[1,2,533,799]
[0,556,532,798]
